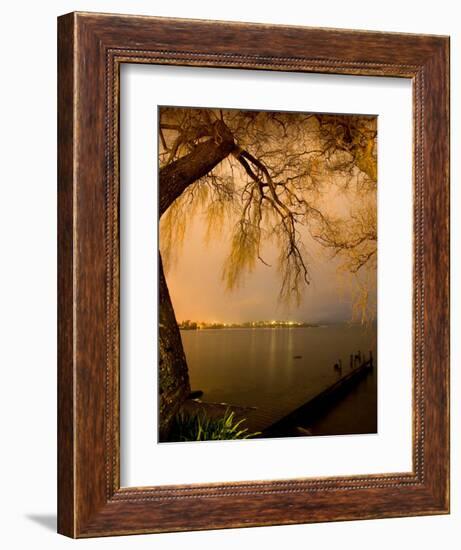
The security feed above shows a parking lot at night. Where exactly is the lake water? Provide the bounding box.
[180,324,377,436]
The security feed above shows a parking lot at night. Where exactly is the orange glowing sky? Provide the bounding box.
[159,108,377,325]
[161,204,374,325]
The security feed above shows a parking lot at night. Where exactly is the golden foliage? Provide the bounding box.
[159,107,377,314]
[222,219,260,290]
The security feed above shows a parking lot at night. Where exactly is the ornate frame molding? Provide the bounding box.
[58,12,449,537]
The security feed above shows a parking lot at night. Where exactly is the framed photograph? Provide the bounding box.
[58,12,450,537]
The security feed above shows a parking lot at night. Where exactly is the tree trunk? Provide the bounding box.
[158,253,190,441]
[158,121,235,440]
[159,121,236,216]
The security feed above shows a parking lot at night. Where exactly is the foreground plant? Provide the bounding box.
[169,409,260,442]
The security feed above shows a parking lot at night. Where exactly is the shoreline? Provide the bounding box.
[166,357,375,442]
[179,322,376,331]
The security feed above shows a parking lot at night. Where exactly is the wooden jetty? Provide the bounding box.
[261,354,374,437]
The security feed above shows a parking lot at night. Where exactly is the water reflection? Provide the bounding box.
[181,324,377,432]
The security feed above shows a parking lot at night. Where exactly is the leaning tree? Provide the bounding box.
[158,107,377,438]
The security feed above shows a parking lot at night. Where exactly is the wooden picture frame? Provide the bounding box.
[57,12,450,537]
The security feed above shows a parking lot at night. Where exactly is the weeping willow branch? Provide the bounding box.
[159,107,377,307]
